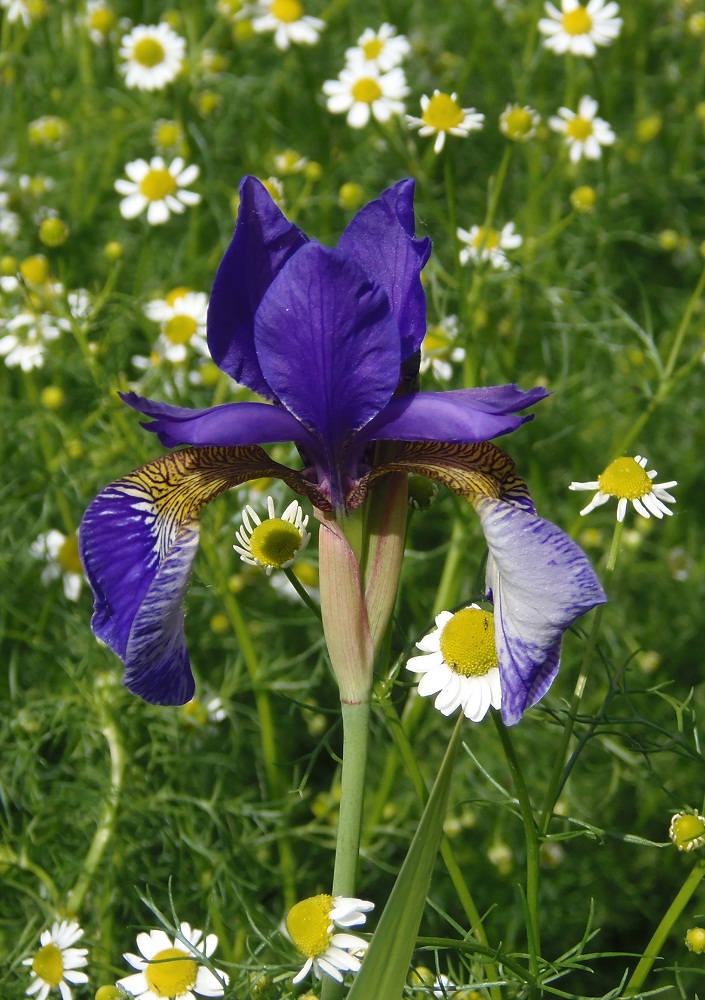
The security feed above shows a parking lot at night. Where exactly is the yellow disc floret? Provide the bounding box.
[286,895,333,957]
[440,607,498,677]
[422,93,465,131]
[248,518,302,568]
[561,5,592,34]
[133,37,166,67]
[351,78,382,104]
[32,943,65,987]
[471,227,501,252]
[139,169,178,201]
[271,0,303,22]
[164,314,198,344]
[144,947,198,997]
[58,533,83,574]
[503,107,533,139]
[362,38,384,59]
[566,116,594,141]
[597,457,653,500]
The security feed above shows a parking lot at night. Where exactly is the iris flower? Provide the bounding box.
[80,176,605,721]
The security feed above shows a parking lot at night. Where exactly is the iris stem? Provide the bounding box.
[623,859,705,996]
[201,538,297,909]
[66,703,124,916]
[377,687,504,1000]
[321,699,371,1000]
[539,517,623,836]
[492,713,541,986]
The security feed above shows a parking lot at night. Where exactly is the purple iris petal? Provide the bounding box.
[255,243,401,508]
[474,496,607,726]
[121,391,321,453]
[207,175,309,396]
[337,179,431,359]
[361,386,547,445]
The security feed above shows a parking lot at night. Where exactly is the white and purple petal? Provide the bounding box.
[474,496,606,725]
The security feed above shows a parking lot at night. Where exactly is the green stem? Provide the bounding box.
[283,568,322,619]
[321,699,371,1000]
[493,713,541,983]
[376,687,504,1000]
[539,518,624,835]
[623,859,705,996]
[201,538,297,909]
[66,707,124,916]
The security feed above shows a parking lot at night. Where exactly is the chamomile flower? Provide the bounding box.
[669,812,705,851]
[569,455,677,521]
[286,895,373,984]
[499,103,541,142]
[22,920,88,1000]
[118,923,229,999]
[407,605,502,722]
[84,0,116,45]
[142,289,209,363]
[420,315,465,382]
[457,222,522,270]
[251,0,324,50]
[234,497,310,574]
[30,530,84,601]
[0,310,70,370]
[323,60,409,128]
[118,23,186,91]
[344,23,410,71]
[539,0,622,56]
[407,91,484,153]
[115,157,201,226]
[549,96,615,162]
[1,0,33,25]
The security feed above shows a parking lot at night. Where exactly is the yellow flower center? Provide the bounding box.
[88,6,115,33]
[566,116,594,141]
[155,122,183,148]
[139,169,177,202]
[423,326,450,352]
[144,947,198,997]
[164,314,198,344]
[471,226,500,251]
[58,533,83,574]
[597,458,653,500]
[270,0,303,23]
[165,286,191,305]
[362,37,384,59]
[32,943,64,987]
[19,254,49,285]
[133,36,166,67]
[671,814,705,850]
[286,895,333,958]
[561,5,593,35]
[249,518,302,568]
[422,92,465,131]
[439,607,498,677]
[351,77,382,104]
[503,107,533,138]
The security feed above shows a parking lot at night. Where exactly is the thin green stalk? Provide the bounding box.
[283,568,322,619]
[492,713,541,984]
[24,374,75,535]
[201,538,297,909]
[624,859,705,996]
[66,707,124,916]
[321,699,371,1000]
[377,689,504,1000]
[539,518,624,835]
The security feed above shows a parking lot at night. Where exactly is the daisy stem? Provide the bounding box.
[66,704,124,916]
[321,699,371,1000]
[24,373,75,535]
[283,567,322,619]
[492,713,541,984]
[201,538,298,909]
[538,517,623,836]
[623,858,705,996]
[376,686,504,1000]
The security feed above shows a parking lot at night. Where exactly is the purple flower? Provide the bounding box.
[80,177,604,715]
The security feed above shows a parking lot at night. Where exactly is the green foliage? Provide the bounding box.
[2,0,705,998]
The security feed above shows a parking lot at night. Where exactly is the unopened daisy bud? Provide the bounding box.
[499,103,540,142]
[407,473,438,510]
[408,966,436,987]
[686,927,705,953]
[196,90,221,116]
[304,160,322,182]
[659,229,680,251]
[39,216,70,247]
[688,11,705,35]
[40,385,65,410]
[103,240,123,261]
[96,987,130,1000]
[210,612,229,634]
[234,497,310,575]
[570,185,597,213]
[488,841,513,875]
[286,894,373,984]
[339,182,365,211]
[19,254,49,285]
[28,115,68,149]
[0,255,18,276]
[233,18,255,41]
[670,812,705,851]
[636,113,662,144]
[151,118,186,152]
